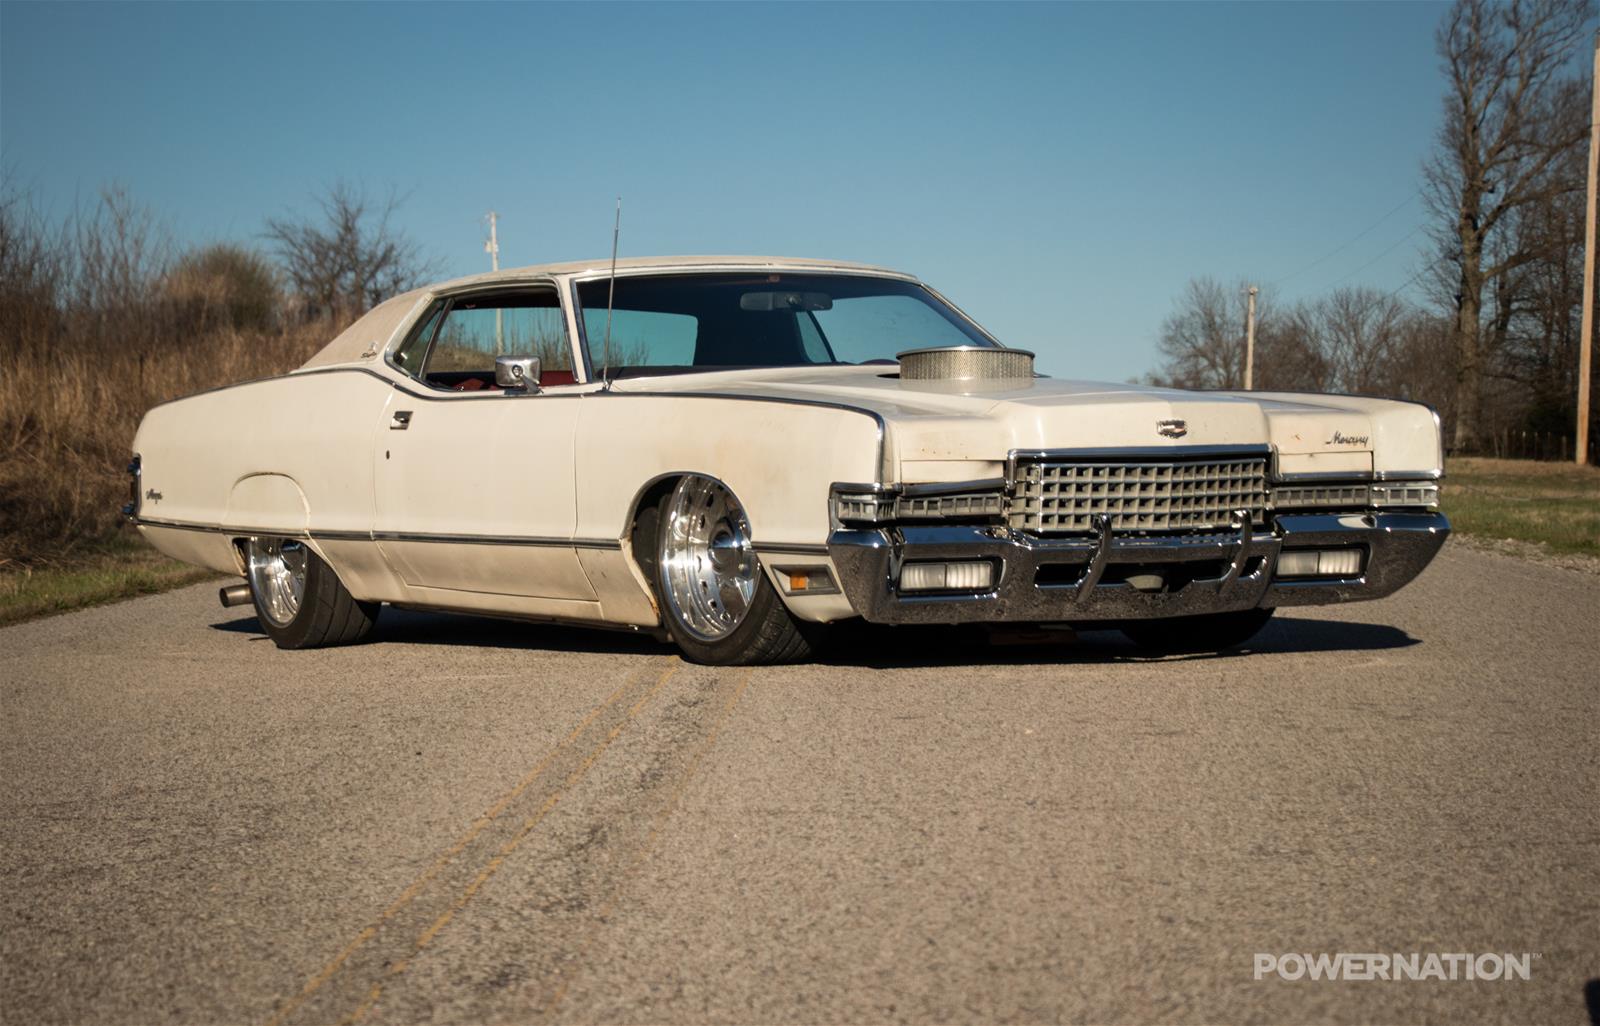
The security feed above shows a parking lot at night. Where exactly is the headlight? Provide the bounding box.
[1369,481,1440,508]
[831,483,1006,526]
[833,490,894,525]
[1269,479,1441,511]
[1270,483,1370,510]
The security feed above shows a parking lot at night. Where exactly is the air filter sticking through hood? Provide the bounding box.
[897,346,1035,382]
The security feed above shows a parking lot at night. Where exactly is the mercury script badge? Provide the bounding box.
[1157,419,1187,438]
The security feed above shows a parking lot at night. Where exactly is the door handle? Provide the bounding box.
[390,410,412,430]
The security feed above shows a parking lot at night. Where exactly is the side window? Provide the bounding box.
[415,289,572,388]
[392,301,445,376]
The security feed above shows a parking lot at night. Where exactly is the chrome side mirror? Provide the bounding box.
[494,355,541,394]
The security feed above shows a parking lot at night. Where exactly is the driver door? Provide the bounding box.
[373,284,597,604]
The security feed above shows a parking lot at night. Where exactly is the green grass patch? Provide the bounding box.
[0,537,221,627]
[1444,457,1600,558]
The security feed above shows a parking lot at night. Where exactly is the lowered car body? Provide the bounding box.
[127,257,1449,663]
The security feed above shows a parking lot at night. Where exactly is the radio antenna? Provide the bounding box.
[601,197,621,390]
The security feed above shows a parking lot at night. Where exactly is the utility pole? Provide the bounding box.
[485,211,503,355]
[1577,32,1598,466]
[1244,285,1259,390]
[485,210,501,272]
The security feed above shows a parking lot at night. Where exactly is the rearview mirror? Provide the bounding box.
[739,290,833,312]
[494,355,541,393]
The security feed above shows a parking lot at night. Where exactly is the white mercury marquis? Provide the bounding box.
[127,257,1449,664]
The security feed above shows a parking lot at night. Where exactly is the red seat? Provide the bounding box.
[445,368,580,392]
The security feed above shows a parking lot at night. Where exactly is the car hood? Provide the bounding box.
[607,365,1441,481]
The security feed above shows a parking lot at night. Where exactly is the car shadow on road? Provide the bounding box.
[212,609,1418,667]
[813,616,1421,668]
[209,607,665,656]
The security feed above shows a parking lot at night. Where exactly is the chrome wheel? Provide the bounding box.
[660,477,758,641]
[246,536,308,628]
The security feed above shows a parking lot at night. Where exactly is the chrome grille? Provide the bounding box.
[1010,456,1268,534]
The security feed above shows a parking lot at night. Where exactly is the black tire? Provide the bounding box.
[647,482,819,666]
[247,539,380,650]
[1119,607,1274,654]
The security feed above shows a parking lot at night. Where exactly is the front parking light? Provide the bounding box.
[899,560,995,593]
[1277,548,1363,578]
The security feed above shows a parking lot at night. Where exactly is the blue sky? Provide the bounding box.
[0,1,1502,381]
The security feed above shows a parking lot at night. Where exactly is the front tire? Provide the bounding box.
[1119,607,1274,654]
[244,536,380,649]
[654,476,816,665]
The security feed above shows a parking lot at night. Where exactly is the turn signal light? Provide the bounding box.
[1277,548,1363,578]
[899,560,995,593]
[780,567,838,594]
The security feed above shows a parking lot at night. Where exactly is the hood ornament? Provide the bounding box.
[1157,419,1187,439]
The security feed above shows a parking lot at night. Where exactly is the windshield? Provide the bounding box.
[574,272,996,375]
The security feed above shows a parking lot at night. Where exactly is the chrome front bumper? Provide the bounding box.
[826,512,1449,625]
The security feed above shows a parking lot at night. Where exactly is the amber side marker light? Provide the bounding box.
[776,567,839,595]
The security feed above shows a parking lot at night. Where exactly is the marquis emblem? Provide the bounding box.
[1156,419,1187,439]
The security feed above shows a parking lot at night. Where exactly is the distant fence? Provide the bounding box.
[1481,429,1599,463]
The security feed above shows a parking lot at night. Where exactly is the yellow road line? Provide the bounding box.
[262,661,672,1026]
[338,664,678,1026]
[541,668,752,1016]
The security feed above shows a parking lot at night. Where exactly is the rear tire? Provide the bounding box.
[1119,607,1274,654]
[244,536,380,649]
[652,477,817,665]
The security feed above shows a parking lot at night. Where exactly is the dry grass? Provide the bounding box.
[1443,457,1600,558]
[0,536,220,627]
[0,321,334,565]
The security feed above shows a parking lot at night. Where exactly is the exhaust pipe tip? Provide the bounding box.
[219,583,253,608]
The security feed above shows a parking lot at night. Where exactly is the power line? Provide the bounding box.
[1271,191,1420,287]
[1382,263,1437,303]
[1324,223,1427,289]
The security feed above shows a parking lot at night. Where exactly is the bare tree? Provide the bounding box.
[0,183,67,355]
[1150,277,1254,389]
[1150,278,1330,391]
[264,182,435,322]
[1316,287,1414,394]
[1422,0,1592,451]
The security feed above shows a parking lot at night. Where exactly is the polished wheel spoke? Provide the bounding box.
[660,477,758,642]
[246,537,308,628]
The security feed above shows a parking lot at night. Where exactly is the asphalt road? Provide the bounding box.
[2,545,1597,1026]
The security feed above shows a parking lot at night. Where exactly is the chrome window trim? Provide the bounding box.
[381,278,580,394]
[566,267,1004,383]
